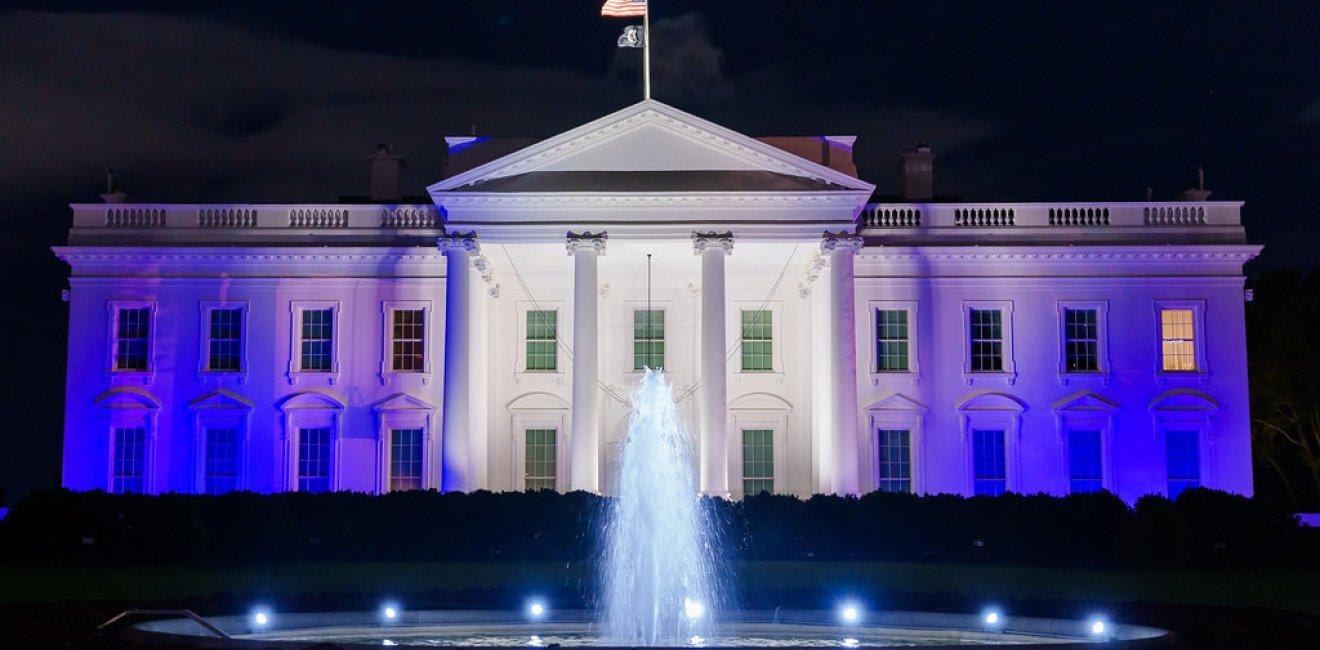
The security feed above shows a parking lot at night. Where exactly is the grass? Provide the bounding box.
[2,561,1318,614]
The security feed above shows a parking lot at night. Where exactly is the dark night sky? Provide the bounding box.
[1,1,1316,501]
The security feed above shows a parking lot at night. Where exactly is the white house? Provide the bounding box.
[55,100,1259,502]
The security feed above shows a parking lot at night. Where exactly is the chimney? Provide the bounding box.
[100,168,130,203]
[900,142,935,201]
[1178,166,1212,202]
[370,143,404,202]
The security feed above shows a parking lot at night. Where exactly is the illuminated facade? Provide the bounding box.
[55,100,1259,501]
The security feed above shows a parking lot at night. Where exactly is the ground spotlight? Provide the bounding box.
[982,608,1003,628]
[251,609,272,628]
[839,602,862,624]
[381,603,400,622]
[684,598,705,620]
[527,599,548,620]
[1089,618,1109,638]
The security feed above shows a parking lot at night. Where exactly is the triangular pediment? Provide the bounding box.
[1052,391,1119,412]
[188,389,253,411]
[372,393,436,412]
[864,393,929,413]
[429,100,874,194]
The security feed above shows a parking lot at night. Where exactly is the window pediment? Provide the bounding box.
[956,391,1027,413]
[864,393,928,414]
[188,388,253,411]
[278,390,346,412]
[506,392,571,412]
[729,392,793,412]
[1149,389,1218,413]
[373,393,437,412]
[95,387,159,410]
[1051,391,1119,413]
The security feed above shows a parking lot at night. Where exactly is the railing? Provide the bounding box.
[289,208,348,228]
[105,207,165,228]
[860,202,1239,230]
[72,204,445,231]
[198,208,256,228]
[380,206,439,228]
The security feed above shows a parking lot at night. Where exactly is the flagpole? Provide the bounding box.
[642,2,651,100]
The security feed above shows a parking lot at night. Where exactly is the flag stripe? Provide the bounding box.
[602,0,646,18]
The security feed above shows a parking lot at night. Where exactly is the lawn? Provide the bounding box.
[3,561,1318,614]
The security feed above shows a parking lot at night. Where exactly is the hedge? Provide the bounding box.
[0,488,1313,569]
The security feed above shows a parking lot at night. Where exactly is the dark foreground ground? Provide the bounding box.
[1,561,1317,649]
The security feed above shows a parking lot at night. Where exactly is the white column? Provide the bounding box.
[568,232,606,493]
[823,233,864,495]
[694,232,733,497]
[438,234,478,493]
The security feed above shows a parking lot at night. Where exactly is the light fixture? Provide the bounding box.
[839,603,862,624]
[1090,619,1108,636]
[684,598,705,620]
[528,599,548,620]
[983,608,1003,627]
[251,609,271,627]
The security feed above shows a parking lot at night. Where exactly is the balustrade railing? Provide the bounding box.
[860,202,1237,231]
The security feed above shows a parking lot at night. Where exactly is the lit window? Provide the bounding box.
[389,428,423,491]
[633,309,665,371]
[112,426,147,494]
[391,309,426,372]
[1166,429,1200,499]
[298,427,332,493]
[875,310,910,372]
[299,308,334,372]
[204,427,240,494]
[876,429,912,493]
[742,429,774,495]
[1068,429,1103,493]
[526,311,557,371]
[972,429,1006,496]
[114,306,151,371]
[206,308,244,372]
[525,429,557,491]
[741,310,773,371]
[1063,308,1099,372]
[1160,309,1197,371]
[969,309,1003,372]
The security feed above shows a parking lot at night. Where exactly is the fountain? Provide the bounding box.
[120,371,1172,647]
[601,369,721,645]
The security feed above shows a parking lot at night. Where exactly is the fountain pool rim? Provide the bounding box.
[125,608,1172,648]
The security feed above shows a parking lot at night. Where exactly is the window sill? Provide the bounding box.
[107,370,153,385]
[1155,370,1210,386]
[286,370,340,386]
[378,370,432,385]
[1057,371,1110,387]
[870,371,920,386]
[962,371,1018,386]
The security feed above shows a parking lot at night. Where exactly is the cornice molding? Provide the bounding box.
[55,250,444,264]
[436,191,869,209]
[855,250,1260,264]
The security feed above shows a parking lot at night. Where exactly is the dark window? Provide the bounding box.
[1064,308,1099,372]
[875,310,910,371]
[969,309,1003,372]
[876,428,912,493]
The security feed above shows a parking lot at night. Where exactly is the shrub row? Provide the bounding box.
[0,488,1313,568]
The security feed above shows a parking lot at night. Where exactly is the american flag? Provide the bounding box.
[601,0,647,18]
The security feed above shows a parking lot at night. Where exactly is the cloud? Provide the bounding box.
[0,12,634,207]
[610,13,730,104]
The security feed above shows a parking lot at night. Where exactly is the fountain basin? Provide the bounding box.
[126,609,1172,648]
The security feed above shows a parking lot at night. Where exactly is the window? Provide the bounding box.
[1063,308,1099,372]
[526,310,557,371]
[391,309,426,372]
[299,308,335,372]
[1068,429,1103,494]
[742,429,774,495]
[389,428,424,491]
[113,306,151,371]
[633,309,665,371]
[741,310,773,371]
[972,429,1006,496]
[875,429,912,493]
[298,426,332,493]
[206,308,244,372]
[1160,308,1197,371]
[203,427,240,494]
[112,426,147,494]
[875,310,910,372]
[1166,429,1200,499]
[969,309,1003,372]
[525,428,557,491]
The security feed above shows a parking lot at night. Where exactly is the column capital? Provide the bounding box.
[693,231,734,255]
[566,230,608,256]
[438,232,479,254]
[820,231,864,254]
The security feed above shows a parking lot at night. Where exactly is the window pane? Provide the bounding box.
[633,310,665,370]
[298,427,332,493]
[969,309,1003,372]
[741,310,773,371]
[114,307,151,370]
[204,427,240,494]
[391,309,426,371]
[207,308,244,371]
[390,428,424,491]
[1160,309,1197,371]
[112,426,146,494]
[1063,308,1099,372]
[742,429,774,495]
[1166,429,1200,499]
[526,311,558,371]
[876,429,912,493]
[1068,429,1103,494]
[525,429,557,491]
[875,310,910,371]
[972,429,1006,496]
[299,308,334,372]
